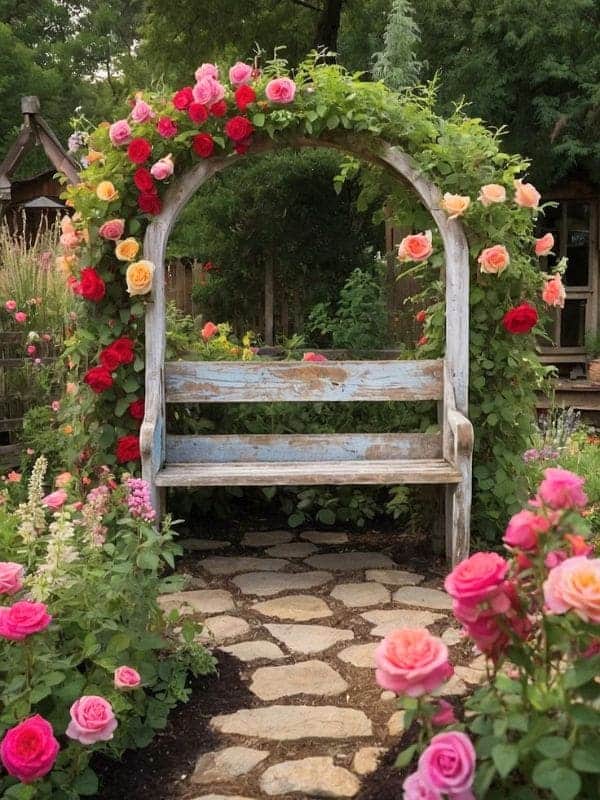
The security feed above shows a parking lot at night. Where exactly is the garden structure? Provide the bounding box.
[140,138,473,566]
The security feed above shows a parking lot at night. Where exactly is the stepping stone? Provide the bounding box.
[211,705,373,740]
[437,674,468,696]
[252,594,332,622]
[441,628,463,646]
[266,623,354,654]
[192,746,269,784]
[193,796,257,800]
[366,569,424,586]
[181,538,231,551]
[159,589,234,616]
[260,756,360,797]
[361,609,443,637]
[250,660,348,701]
[201,615,249,643]
[455,666,486,685]
[242,530,294,548]
[199,556,289,576]
[337,642,378,669]
[387,711,406,736]
[300,531,349,545]
[232,571,332,597]
[266,542,318,558]
[331,582,390,608]
[305,552,395,571]
[353,747,386,775]
[380,690,396,702]
[393,586,452,611]
[219,640,285,662]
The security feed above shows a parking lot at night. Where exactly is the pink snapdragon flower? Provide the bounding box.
[126,478,156,522]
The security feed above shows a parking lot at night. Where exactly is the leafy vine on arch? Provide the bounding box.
[59,51,558,540]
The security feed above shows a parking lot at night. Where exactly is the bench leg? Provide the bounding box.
[444,480,471,567]
[149,483,165,526]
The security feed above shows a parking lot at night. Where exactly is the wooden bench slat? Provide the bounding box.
[165,432,442,463]
[155,459,461,487]
[164,359,443,403]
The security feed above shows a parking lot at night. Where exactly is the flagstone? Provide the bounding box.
[181,538,231,551]
[260,757,360,797]
[365,569,424,586]
[201,615,250,643]
[300,531,349,544]
[337,642,378,669]
[210,705,373,740]
[361,608,443,637]
[219,640,285,662]
[441,627,463,646]
[305,551,395,571]
[352,747,386,775]
[199,556,289,576]
[232,571,332,597]
[265,623,354,654]
[158,589,234,616]
[252,594,332,621]
[387,711,406,737]
[265,542,318,558]
[250,660,348,701]
[191,746,269,784]
[330,582,390,608]
[242,531,294,548]
[393,586,453,610]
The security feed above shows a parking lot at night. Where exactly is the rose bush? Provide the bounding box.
[384,467,600,800]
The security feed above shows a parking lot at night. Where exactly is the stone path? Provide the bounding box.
[160,529,484,799]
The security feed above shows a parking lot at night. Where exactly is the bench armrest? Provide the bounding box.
[140,383,163,481]
[446,408,474,462]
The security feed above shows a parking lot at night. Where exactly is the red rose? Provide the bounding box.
[76,267,105,302]
[192,133,215,158]
[235,141,251,155]
[502,302,538,334]
[156,116,178,138]
[127,137,152,164]
[100,337,135,371]
[129,398,145,421]
[133,167,155,193]
[210,100,227,117]
[415,310,427,324]
[188,102,208,124]
[116,434,140,464]
[224,116,254,143]
[138,192,161,215]
[417,335,429,346]
[235,85,256,111]
[173,87,194,110]
[84,366,113,394]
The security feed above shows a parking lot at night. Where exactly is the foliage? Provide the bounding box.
[413,0,600,187]
[584,331,600,359]
[387,467,600,799]
[0,457,214,798]
[372,0,421,90]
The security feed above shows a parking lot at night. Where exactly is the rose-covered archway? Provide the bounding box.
[59,52,558,538]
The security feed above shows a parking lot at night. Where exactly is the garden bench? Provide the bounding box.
[140,140,474,565]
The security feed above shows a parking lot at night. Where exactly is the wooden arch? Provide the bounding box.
[142,136,473,562]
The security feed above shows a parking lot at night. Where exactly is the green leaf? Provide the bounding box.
[115,397,130,417]
[108,632,130,653]
[491,743,519,778]
[536,736,572,759]
[572,744,600,773]
[137,550,160,570]
[533,761,582,800]
[568,705,600,726]
[253,112,265,127]
[564,655,600,688]
[4,784,36,799]
[288,512,304,527]
[317,508,336,525]
[395,744,417,768]
[72,767,99,795]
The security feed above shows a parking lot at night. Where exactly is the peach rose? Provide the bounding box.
[535,232,554,257]
[544,556,600,622]
[397,231,433,262]
[126,260,154,296]
[115,237,140,262]
[478,184,506,206]
[542,274,566,308]
[96,181,119,202]
[86,149,104,164]
[514,179,541,209]
[55,472,72,489]
[98,219,125,241]
[375,629,453,697]
[56,254,78,275]
[441,193,470,219]
[478,244,510,274]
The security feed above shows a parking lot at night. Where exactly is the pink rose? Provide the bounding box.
[503,509,551,551]
[478,183,506,206]
[375,629,453,697]
[444,551,509,609]
[5,300,17,312]
[66,696,118,745]
[229,61,253,86]
[537,467,587,510]
[42,489,68,510]
[114,666,141,689]
[150,155,174,180]
[0,562,24,595]
[418,732,476,798]
[535,232,554,256]
[51,400,60,412]
[403,772,441,800]
[542,274,566,308]
[514,179,541,208]
[545,550,567,570]
[27,345,36,356]
[195,62,219,81]
[193,77,225,106]
[98,218,125,240]
[201,321,219,341]
[303,352,328,362]
[431,699,457,727]
[477,244,509,274]
[0,715,59,783]
[397,231,433,262]
[55,472,72,488]
[544,556,600,622]
[108,119,131,146]
[0,601,52,640]
[265,77,297,104]
[14,311,27,324]
[131,99,153,123]
[60,230,80,249]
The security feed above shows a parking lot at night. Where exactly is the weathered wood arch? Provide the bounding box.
[142,135,473,564]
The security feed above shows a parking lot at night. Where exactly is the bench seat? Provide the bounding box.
[155,458,462,487]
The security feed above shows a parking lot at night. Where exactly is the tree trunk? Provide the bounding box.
[313,0,346,52]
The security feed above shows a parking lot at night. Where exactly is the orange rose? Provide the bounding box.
[96,181,119,202]
[535,233,554,257]
[478,184,506,206]
[478,245,510,275]
[56,254,78,275]
[397,231,433,262]
[86,149,104,164]
[514,179,540,209]
[441,193,471,219]
[115,237,140,262]
[126,260,154,295]
[542,274,566,308]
